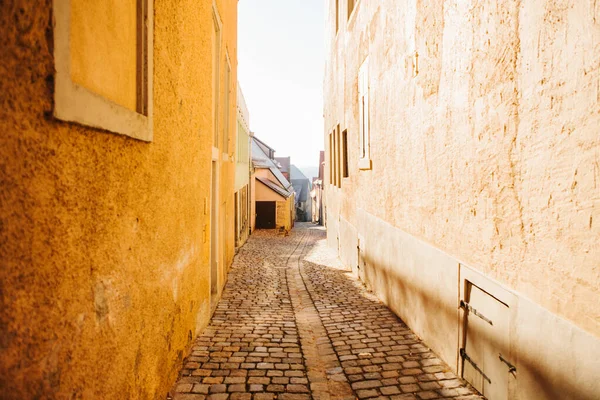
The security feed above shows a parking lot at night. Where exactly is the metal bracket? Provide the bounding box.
[460,300,493,326]
[499,353,517,374]
[460,348,492,384]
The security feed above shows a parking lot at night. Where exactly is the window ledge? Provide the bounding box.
[358,158,372,170]
[54,78,153,141]
[52,0,154,142]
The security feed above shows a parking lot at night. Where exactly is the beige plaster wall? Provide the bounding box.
[0,0,238,398]
[325,0,600,398]
[325,0,600,341]
[334,208,600,400]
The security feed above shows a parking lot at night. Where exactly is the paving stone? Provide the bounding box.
[266,384,284,393]
[278,394,311,400]
[228,384,246,393]
[209,385,227,394]
[224,377,246,384]
[252,394,273,400]
[400,384,420,393]
[174,395,206,400]
[249,385,264,392]
[230,394,251,400]
[356,389,379,399]
[286,384,310,393]
[352,380,382,390]
[380,385,401,395]
[192,384,210,394]
[416,391,439,400]
[176,384,194,393]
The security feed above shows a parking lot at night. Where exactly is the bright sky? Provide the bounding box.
[238,0,324,168]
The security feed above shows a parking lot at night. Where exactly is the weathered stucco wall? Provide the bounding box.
[0,0,237,398]
[325,0,600,343]
[324,0,600,399]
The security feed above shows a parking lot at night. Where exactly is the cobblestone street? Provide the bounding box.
[170,224,482,400]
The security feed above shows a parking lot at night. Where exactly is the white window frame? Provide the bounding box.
[52,0,154,141]
[358,56,371,170]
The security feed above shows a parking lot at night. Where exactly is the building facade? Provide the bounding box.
[324,1,600,400]
[251,137,295,231]
[235,84,251,249]
[311,151,325,225]
[290,165,312,222]
[0,0,238,398]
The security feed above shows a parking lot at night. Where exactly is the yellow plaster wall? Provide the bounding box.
[276,197,294,231]
[0,0,237,398]
[325,0,600,339]
[70,0,137,111]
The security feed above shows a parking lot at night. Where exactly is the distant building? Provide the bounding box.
[251,137,295,231]
[275,156,291,181]
[311,151,325,225]
[290,165,312,222]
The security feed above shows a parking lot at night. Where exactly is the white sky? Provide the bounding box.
[238,0,325,168]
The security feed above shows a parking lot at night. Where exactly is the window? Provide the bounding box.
[358,57,371,170]
[53,0,153,141]
[342,130,349,178]
[223,54,232,152]
[335,0,339,33]
[212,8,222,147]
[329,133,333,184]
[347,0,355,20]
[332,129,337,186]
[336,125,341,187]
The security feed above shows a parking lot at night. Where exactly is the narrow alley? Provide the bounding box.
[2,1,599,399]
[169,224,480,400]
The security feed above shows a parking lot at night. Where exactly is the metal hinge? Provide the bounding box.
[499,353,517,374]
[460,300,493,326]
[460,348,492,384]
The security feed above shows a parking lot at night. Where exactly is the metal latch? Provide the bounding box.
[460,348,492,384]
[499,353,517,374]
[460,300,493,326]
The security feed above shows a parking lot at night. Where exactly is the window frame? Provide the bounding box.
[336,124,341,187]
[52,0,154,141]
[329,132,333,185]
[342,129,349,179]
[358,56,371,170]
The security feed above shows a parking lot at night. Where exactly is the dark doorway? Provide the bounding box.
[256,201,276,229]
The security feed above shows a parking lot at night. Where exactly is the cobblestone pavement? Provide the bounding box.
[169,224,482,400]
